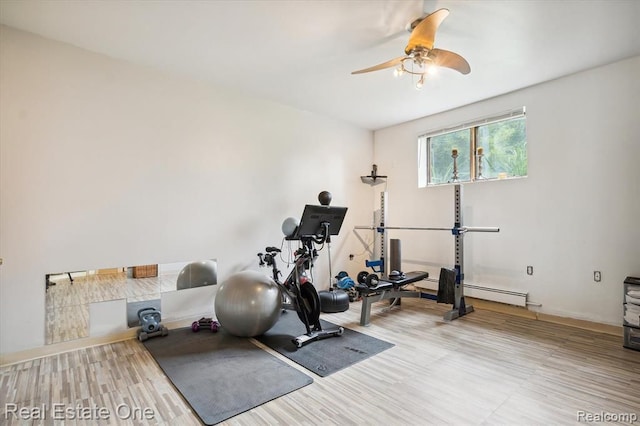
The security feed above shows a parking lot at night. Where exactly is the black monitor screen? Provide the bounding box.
[294,204,348,238]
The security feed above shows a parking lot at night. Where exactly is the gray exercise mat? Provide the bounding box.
[255,311,394,377]
[142,327,313,425]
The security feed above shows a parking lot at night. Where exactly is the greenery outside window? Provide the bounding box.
[418,108,527,187]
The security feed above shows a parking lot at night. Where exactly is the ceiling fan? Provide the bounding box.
[352,8,470,87]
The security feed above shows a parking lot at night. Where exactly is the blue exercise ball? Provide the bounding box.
[177,260,218,290]
[214,270,282,337]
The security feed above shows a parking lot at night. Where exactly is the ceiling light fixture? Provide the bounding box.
[352,9,470,90]
[390,47,437,89]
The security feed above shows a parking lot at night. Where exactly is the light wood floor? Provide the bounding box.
[4,298,640,425]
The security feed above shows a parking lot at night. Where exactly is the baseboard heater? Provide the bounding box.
[413,278,528,307]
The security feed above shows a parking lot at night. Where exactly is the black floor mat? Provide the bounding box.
[142,327,313,425]
[255,311,394,377]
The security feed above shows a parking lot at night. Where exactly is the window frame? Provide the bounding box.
[418,107,527,187]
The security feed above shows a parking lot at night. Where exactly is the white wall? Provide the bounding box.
[0,26,374,355]
[373,56,640,326]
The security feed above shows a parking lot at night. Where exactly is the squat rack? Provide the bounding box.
[355,184,499,321]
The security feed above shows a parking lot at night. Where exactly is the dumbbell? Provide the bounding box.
[357,270,379,288]
[191,318,220,332]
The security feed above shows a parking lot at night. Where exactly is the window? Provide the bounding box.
[418,108,527,187]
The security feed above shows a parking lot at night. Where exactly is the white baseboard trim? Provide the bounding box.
[414,278,528,307]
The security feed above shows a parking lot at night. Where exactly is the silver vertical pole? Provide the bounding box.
[444,184,474,321]
[455,184,463,291]
[380,191,388,275]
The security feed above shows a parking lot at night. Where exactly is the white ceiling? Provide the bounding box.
[1,0,639,130]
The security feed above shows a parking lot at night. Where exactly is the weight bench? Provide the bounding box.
[357,271,431,326]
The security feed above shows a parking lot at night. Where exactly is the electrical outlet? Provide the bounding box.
[526,266,533,275]
[594,271,601,282]
[349,254,354,261]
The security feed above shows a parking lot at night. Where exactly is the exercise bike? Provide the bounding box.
[257,207,347,348]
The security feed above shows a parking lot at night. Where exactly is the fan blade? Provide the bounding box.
[351,56,407,74]
[430,48,471,75]
[405,8,449,54]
